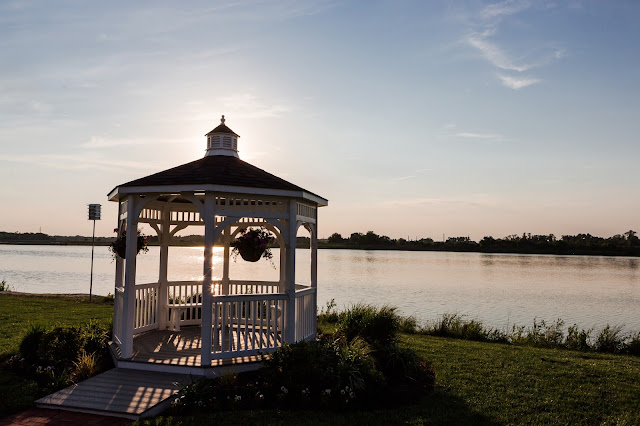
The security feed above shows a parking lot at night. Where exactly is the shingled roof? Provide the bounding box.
[205,122,239,137]
[110,155,324,201]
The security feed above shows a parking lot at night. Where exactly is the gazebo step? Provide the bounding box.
[35,368,189,420]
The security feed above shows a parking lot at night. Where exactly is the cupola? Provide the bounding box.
[205,115,240,158]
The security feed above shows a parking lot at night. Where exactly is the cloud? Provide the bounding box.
[383,193,500,208]
[464,0,565,90]
[455,132,503,140]
[0,153,151,171]
[81,136,188,148]
[498,74,540,89]
[481,0,531,20]
[467,34,532,72]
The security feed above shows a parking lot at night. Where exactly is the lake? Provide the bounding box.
[1,244,639,333]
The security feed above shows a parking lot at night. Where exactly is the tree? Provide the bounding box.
[327,232,344,243]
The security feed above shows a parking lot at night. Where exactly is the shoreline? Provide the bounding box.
[2,241,639,258]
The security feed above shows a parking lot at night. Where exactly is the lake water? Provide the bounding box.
[1,244,639,333]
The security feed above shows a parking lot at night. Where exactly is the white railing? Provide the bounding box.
[295,286,316,341]
[113,287,124,345]
[166,280,281,327]
[210,293,287,359]
[167,281,208,326]
[229,280,281,295]
[134,283,159,334]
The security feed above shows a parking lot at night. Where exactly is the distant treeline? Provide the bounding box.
[319,230,640,256]
[2,230,640,256]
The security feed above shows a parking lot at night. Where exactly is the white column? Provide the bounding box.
[310,223,318,338]
[279,240,286,293]
[121,195,139,359]
[222,226,230,295]
[158,206,170,329]
[113,217,125,344]
[285,202,297,343]
[310,224,318,288]
[201,193,215,366]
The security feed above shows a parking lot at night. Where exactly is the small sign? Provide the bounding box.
[88,204,101,220]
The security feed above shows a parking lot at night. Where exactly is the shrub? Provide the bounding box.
[72,350,99,381]
[627,332,640,356]
[595,325,625,353]
[566,324,592,351]
[335,337,383,393]
[37,327,84,368]
[318,299,339,323]
[80,321,110,355]
[0,280,11,291]
[261,340,339,397]
[19,324,47,364]
[336,304,401,346]
[424,313,504,342]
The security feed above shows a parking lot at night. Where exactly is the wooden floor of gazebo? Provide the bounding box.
[111,326,281,368]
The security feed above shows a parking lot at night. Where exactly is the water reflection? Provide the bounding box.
[1,245,639,332]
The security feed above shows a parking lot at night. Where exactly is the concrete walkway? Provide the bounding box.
[34,368,189,420]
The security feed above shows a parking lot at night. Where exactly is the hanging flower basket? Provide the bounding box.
[231,227,275,263]
[109,229,149,260]
[238,246,266,262]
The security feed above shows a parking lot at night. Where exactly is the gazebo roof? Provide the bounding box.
[205,123,239,137]
[107,154,327,205]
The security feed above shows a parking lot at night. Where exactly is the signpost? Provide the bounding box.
[88,204,101,302]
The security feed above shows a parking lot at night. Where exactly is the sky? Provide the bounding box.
[1,0,639,241]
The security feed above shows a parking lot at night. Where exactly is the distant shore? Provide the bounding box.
[2,240,640,257]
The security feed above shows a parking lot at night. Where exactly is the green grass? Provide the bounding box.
[2,295,639,424]
[0,293,113,416]
[0,294,113,360]
[139,332,640,425]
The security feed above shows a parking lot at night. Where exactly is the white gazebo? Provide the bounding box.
[107,116,327,375]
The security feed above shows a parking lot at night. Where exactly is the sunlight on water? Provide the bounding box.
[1,244,639,332]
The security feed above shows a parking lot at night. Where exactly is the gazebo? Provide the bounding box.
[107,116,327,375]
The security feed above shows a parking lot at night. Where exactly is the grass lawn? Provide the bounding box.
[0,293,113,416]
[0,293,113,360]
[1,294,639,424]
[139,333,640,425]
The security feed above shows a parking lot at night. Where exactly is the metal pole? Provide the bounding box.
[90,219,96,302]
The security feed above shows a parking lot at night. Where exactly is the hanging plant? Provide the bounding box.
[230,227,275,262]
[109,228,149,260]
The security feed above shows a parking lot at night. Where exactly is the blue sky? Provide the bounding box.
[1,0,639,240]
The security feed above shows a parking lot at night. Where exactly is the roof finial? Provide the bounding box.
[221,114,225,124]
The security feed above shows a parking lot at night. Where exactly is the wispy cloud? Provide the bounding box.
[467,34,531,72]
[455,132,504,140]
[498,74,540,89]
[481,0,531,20]
[464,0,564,90]
[81,136,188,149]
[383,193,500,208]
[0,153,151,171]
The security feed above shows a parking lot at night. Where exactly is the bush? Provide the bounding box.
[262,340,340,398]
[72,350,99,381]
[37,327,84,368]
[424,313,505,342]
[627,332,640,356]
[594,325,625,353]
[19,324,47,364]
[566,324,592,351]
[336,304,401,346]
[80,321,110,355]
